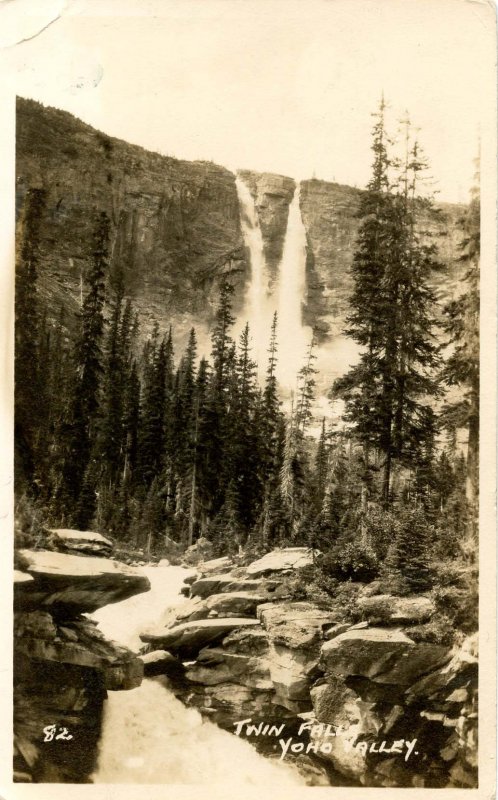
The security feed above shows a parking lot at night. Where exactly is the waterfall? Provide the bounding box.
[235,176,272,378]
[236,177,312,390]
[275,184,312,390]
[90,564,304,786]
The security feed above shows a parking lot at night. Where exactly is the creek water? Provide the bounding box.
[90,564,305,786]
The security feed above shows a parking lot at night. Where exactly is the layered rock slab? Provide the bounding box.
[15,549,150,614]
[140,617,260,657]
[246,547,319,577]
[47,529,113,558]
[14,546,150,783]
[320,628,450,686]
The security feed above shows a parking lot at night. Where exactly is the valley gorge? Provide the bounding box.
[13,95,479,790]
[16,96,465,376]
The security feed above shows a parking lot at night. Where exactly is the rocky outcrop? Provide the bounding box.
[15,549,151,615]
[16,97,247,347]
[15,612,143,691]
[141,617,260,657]
[149,548,477,789]
[320,628,450,686]
[308,632,477,788]
[246,547,319,576]
[299,179,465,342]
[47,529,114,557]
[13,543,150,783]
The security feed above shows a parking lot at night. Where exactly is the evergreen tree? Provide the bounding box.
[333,102,442,502]
[258,313,286,546]
[15,188,47,491]
[441,159,480,518]
[385,506,434,592]
[98,275,126,485]
[197,282,236,529]
[61,211,109,522]
[231,323,260,532]
[313,418,329,511]
[138,328,168,488]
[295,333,318,435]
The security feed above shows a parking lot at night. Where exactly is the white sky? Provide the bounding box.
[1,0,495,201]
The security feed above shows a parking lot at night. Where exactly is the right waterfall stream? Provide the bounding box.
[236,177,312,391]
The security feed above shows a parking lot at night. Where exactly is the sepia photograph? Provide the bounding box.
[2,0,496,794]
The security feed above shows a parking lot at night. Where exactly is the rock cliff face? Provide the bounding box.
[299,180,465,340]
[14,537,150,783]
[16,97,247,345]
[16,97,465,353]
[144,549,478,789]
[237,169,296,289]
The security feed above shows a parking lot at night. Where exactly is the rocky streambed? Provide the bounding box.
[13,533,478,787]
[140,546,478,788]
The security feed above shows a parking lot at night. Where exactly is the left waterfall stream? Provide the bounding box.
[89,563,304,785]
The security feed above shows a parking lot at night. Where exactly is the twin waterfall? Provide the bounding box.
[235,177,312,390]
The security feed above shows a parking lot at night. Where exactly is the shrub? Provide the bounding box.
[355,597,394,625]
[432,583,478,634]
[383,506,435,592]
[405,614,455,646]
[14,494,49,550]
[276,565,333,605]
[321,541,379,582]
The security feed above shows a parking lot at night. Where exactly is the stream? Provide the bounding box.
[90,564,305,786]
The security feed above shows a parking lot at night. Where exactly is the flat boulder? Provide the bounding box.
[320,627,451,686]
[190,574,279,599]
[15,549,150,614]
[246,547,319,576]
[356,594,435,624]
[139,650,186,680]
[47,529,114,557]
[205,591,270,617]
[198,556,233,575]
[140,617,260,657]
[185,644,273,690]
[257,601,339,649]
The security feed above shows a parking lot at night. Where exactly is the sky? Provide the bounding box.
[0,0,495,202]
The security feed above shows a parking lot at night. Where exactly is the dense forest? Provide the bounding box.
[14,101,479,645]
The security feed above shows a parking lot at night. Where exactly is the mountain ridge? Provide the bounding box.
[16,96,465,357]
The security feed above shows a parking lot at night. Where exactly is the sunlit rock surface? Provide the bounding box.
[140,617,260,656]
[160,554,477,789]
[47,529,114,557]
[15,549,151,614]
[246,547,320,576]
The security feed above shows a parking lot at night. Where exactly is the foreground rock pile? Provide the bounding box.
[14,531,150,783]
[141,547,478,789]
